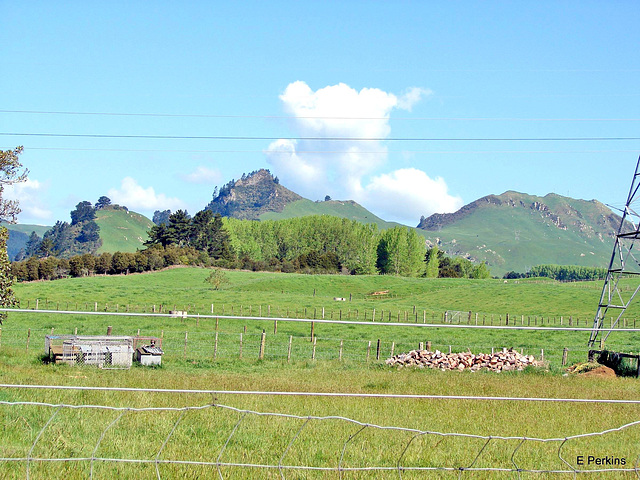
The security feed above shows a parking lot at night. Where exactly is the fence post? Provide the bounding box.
[94,302,98,312]
[274,320,278,335]
[287,335,292,363]
[390,341,395,357]
[214,332,218,360]
[419,341,424,351]
[372,308,375,322]
[259,330,266,360]
[366,341,371,362]
[310,321,314,341]
[540,349,544,362]
[339,339,343,361]
[184,332,188,360]
[427,341,431,351]
[376,339,381,361]
[26,328,30,352]
[562,347,568,366]
[312,336,317,360]
[107,326,113,336]
[35,299,39,310]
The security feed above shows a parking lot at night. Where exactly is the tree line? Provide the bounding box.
[503,264,608,281]
[12,210,491,281]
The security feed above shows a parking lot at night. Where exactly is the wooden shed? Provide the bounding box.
[45,335,134,368]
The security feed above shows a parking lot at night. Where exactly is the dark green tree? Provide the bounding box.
[152,209,171,225]
[25,231,42,257]
[166,210,191,247]
[70,201,96,225]
[95,196,112,209]
[78,220,100,243]
[37,237,55,258]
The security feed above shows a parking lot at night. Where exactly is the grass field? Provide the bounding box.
[1,269,640,478]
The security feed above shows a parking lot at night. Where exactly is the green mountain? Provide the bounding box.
[206,169,302,220]
[1,223,52,260]
[94,206,154,253]
[205,169,402,228]
[416,191,620,277]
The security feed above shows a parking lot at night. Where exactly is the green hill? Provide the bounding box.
[206,169,302,220]
[259,198,401,230]
[94,206,153,253]
[417,191,620,277]
[1,223,52,260]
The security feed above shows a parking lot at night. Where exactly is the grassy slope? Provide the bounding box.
[2,269,640,478]
[259,198,403,230]
[420,197,614,277]
[94,207,153,253]
[1,222,51,237]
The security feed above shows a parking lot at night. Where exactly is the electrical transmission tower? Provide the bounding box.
[589,155,640,347]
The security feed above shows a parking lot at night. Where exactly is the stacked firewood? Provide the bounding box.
[385,348,538,372]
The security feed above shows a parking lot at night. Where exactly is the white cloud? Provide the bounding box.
[265,81,458,224]
[3,178,53,221]
[180,166,223,184]
[362,168,463,224]
[108,177,186,213]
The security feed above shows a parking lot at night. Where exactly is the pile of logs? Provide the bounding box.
[385,348,538,372]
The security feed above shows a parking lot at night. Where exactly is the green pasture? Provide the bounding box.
[2,268,640,478]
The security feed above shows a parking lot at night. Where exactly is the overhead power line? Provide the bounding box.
[9,146,640,155]
[2,132,640,142]
[2,109,640,121]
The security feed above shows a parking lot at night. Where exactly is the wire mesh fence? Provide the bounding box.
[0,398,638,479]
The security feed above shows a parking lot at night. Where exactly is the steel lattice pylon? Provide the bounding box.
[589,155,640,347]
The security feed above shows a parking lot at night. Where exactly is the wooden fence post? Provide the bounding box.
[183,332,188,360]
[312,336,317,360]
[274,320,278,335]
[310,321,314,341]
[107,326,113,336]
[366,341,371,362]
[259,330,266,360]
[287,335,292,363]
[562,347,568,366]
[376,339,381,361]
[339,339,343,361]
[427,341,431,351]
[390,341,395,357]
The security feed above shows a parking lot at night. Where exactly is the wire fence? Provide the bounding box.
[1,324,603,368]
[0,397,638,479]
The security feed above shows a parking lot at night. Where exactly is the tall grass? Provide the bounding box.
[1,268,639,478]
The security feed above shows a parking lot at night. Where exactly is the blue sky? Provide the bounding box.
[2,1,640,226]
